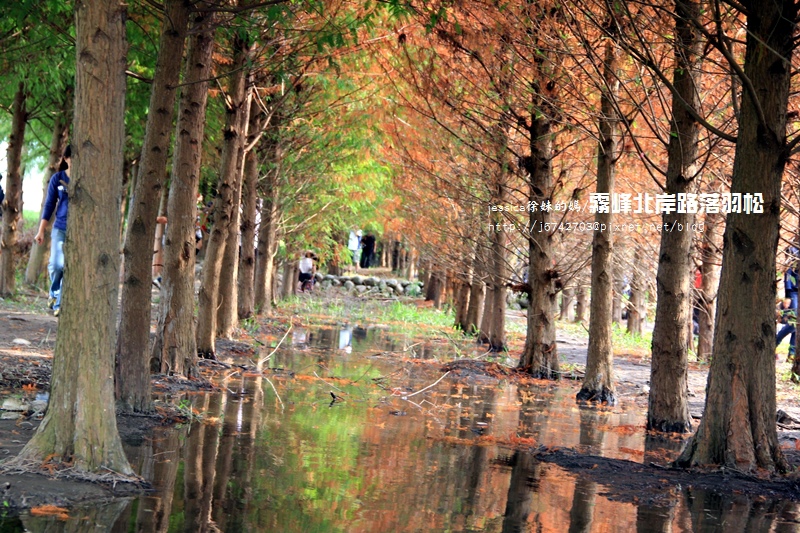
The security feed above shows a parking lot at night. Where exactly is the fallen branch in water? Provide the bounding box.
[258,324,293,368]
[401,370,451,398]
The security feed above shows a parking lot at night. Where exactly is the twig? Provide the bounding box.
[264,376,284,410]
[313,371,344,392]
[258,324,292,368]
[403,371,451,398]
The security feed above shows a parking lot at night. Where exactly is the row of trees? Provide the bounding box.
[0,0,402,476]
[0,0,797,476]
[376,0,797,473]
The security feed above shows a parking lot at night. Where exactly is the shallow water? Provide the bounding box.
[9,326,800,532]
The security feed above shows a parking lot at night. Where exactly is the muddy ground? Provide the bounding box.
[2,288,800,512]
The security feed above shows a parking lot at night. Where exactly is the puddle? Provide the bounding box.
[8,325,800,532]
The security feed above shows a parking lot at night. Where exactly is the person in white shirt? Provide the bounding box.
[347,229,362,267]
[298,251,316,292]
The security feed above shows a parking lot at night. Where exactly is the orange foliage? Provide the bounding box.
[30,505,70,520]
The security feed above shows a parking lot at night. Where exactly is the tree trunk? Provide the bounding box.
[575,285,587,322]
[196,33,252,356]
[12,0,132,474]
[612,266,624,324]
[488,218,507,351]
[217,195,242,339]
[464,245,486,335]
[677,0,794,472]
[25,102,69,287]
[420,259,432,290]
[579,27,619,404]
[465,279,485,336]
[627,261,643,335]
[254,169,279,314]
[518,110,559,374]
[424,264,438,302]
[405,246,417,280]
[152,10,216,377]
[0,83,27,297]
[455,267,472,331]
[433,270,447,309]
[560,287,574,321]
[648,0,703,434]
[237,101,264,319]
[479,283,494,344]
[116,0,190,413]
[280,259,295,299]
[698,210,723,361]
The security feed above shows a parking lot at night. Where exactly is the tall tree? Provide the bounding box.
[152,9,216,377]
[10,0,132,475]
[647,0,704,433]
[677,0,796,472]
[0,83,27,297]
[237,99,266,319]
[196,31,253,357]
[116,0,191,413]
[579,13,621,404]
[519,6,564,378]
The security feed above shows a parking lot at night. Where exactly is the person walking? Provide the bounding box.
[360,233,375,269]
[347,229,361,267]
[34,145,71,316]
[777,297,797,361]
[0,175,5,219]
[298,251,316,292]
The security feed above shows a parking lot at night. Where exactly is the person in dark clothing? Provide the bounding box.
[34,145,71,316]
[0,176,5,219]
[360,233,376,268]
[777,297,797,360]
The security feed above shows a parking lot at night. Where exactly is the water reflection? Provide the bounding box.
[11,325,800,532]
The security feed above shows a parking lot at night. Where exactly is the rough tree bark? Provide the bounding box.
[488,203,507,351]
[11,0,132,474]
[518,89,561,375]
[575,285,587,322]
[116,0,190,413]
[0,83,27,297]
[677,0,795,472]
[579,23,619,404]
[463,242,486,335]
[151,10,216,377]
[648,0,703,433]
[196,33,253,356]
[254,164,280,314]
[560,287,574,321]
[697,210,723,361]
[627,260,644,335]
[237,99,266,319]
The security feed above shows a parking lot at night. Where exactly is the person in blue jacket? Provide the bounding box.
[34,145,71,316]
[0,175,5,218]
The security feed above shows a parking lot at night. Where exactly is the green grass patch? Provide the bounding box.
[23,210,39,228]
[611,323,652,353]
[278,295,455,336]
[556,319,652,354]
